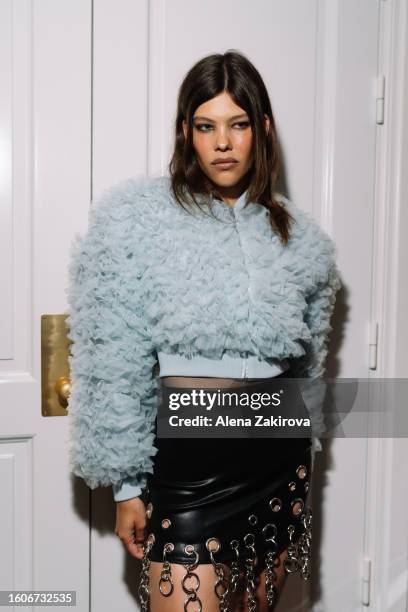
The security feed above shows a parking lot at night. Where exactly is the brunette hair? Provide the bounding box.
[168,49,294,244]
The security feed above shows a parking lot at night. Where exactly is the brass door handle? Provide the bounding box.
[41,314,72,416]
[55,376,71,405]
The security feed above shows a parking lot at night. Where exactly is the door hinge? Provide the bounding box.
[362,557,371,605]
[369,321,379,370]
[376,75,385,124]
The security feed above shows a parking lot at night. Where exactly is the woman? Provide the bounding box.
[66,50,341,611]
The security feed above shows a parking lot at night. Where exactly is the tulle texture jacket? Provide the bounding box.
[65,176,342,498]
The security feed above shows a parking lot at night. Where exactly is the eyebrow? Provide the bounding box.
[192,113,249,122]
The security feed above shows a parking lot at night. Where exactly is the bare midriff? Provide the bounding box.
[160,375,282,389]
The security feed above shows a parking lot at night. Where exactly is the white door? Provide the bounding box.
[0,1,92,610]
[0,1,398,611]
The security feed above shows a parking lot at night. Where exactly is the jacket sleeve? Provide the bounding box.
[112,476,144,502]
[295,258,342,380]
[65,181,159,497]
[290,226,342,448]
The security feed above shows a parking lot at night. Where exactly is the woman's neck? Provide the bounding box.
[211,177,250,207]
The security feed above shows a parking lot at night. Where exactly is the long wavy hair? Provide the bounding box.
[168,50,294,244]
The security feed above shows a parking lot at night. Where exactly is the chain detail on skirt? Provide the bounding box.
[137,376,313,610]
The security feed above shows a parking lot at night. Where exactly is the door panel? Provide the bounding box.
[0,0,92,610]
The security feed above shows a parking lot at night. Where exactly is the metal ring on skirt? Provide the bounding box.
[138,371,313,610]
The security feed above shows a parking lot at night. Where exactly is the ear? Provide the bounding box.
[264,113,271,135]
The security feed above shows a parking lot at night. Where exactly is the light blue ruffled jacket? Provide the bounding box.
[65,175,342,500]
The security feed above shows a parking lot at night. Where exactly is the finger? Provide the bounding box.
[122,523,146,558]
[135,525,146,544]
[123,526,144,546]
[126,535,146,559]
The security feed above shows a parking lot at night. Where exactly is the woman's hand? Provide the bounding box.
[114,497,147,559]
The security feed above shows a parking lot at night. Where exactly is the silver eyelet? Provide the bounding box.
[146,532,155,546]
[183,543,194,555]
[288,481,297,491]
[291,498,304,516]
[145,502,153,519]
[262,523,277,541]
[164,542,174,553]
[248,514,258,526]
[296,465,307,479]
[161,518,171,529]
[304,481,309,492]
[269,497,282,512]
[206,537,221,553]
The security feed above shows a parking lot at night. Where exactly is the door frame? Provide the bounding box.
[365,1,408,610]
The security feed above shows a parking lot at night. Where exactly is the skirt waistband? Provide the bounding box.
[160,367,294,391]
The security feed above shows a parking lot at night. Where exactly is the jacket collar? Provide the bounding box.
[209,188,271,222]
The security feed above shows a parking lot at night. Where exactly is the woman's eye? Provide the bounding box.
[194,121,250,132]
[195,124,213,132]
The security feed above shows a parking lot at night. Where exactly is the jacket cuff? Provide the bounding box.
[112,477,143,502]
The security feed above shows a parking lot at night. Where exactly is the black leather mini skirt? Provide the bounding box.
[139,371,313,610]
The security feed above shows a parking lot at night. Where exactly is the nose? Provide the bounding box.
[214,126,232,151]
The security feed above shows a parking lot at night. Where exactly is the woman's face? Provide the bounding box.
[182,92,269,201]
